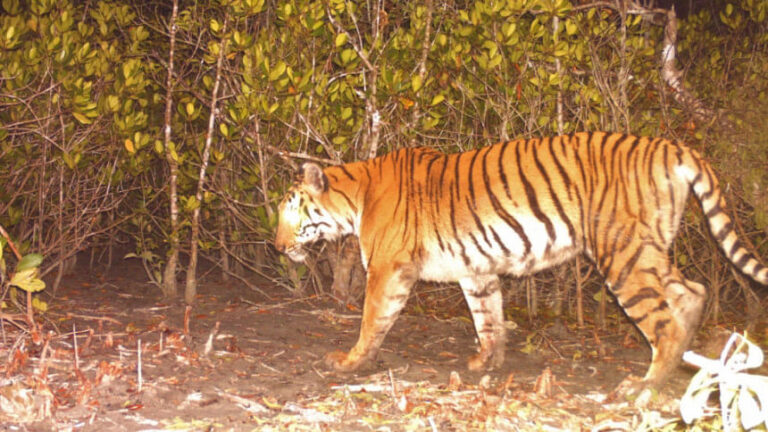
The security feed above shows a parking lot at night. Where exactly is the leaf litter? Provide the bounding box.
[0,260,739,430]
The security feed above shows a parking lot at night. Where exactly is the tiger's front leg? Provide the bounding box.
[459,275,506,370]
[325,263,416,372]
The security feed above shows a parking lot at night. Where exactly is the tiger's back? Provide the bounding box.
[275,131,768,390]
[358,133,709,280]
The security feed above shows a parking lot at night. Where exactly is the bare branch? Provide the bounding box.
[660,8,716,124]
[186,12,230,303]
[408,0,434,147]
[264,145,339,166]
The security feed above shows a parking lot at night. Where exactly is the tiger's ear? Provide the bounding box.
[299,162,328,195]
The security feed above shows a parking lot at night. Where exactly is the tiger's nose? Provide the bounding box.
[274,241,286,253]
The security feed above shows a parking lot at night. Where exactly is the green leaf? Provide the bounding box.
[184,196,200,212]
[73,112,92,124]
[32,297,48,312]
[210,18,221,33]
[10,268,46,293]
[17,253,43,271]
[63,152,75,169]
[2,0,20,15]
[340,48,355,65]
[411,75,423,93]
[429,94,445,106]
[488,53,502,69]
[245,0,265,14]
[335,33,348,48]
[107,95,120,112]
[269,61,286,81]
[592,289,607,302]
[502,23,516,38]
[565,19,577,36]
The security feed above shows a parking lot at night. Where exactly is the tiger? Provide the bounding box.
[274,131,768,390]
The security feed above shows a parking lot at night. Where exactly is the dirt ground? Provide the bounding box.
[1,258,760,431]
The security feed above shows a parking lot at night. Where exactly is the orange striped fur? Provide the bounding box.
[275,132,767,387]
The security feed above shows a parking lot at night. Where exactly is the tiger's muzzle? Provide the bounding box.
[274,237,307,263]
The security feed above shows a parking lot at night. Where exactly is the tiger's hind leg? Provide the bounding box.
[645,266,706,383]
[459,275,506,371]
[325,263,416,372]
[604,247,706,388]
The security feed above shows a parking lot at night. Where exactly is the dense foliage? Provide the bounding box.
[0,0,766,310]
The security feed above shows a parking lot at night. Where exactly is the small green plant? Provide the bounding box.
[277,255,307,296]
[0,225,46,325]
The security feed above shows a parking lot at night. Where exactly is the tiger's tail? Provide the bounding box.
[683,152,768,285]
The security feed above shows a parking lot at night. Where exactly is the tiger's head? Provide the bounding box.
[275,162,340,262]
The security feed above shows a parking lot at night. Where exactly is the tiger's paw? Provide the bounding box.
[324,350,360,372]
[608,375,656,408]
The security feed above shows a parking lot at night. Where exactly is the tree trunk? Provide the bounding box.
[162,0,180,298]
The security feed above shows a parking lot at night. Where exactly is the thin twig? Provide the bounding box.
[137,338,142,393]
[65,314,122,325]
[239,296,313,310]
[215,388,269,414]
[203,321,220,356]
[73,324,79,370]
[186,12,230,303]
[264,144,338,166]
[0,224,22,260]
[184,305,191,336]
[388,368,398,401]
